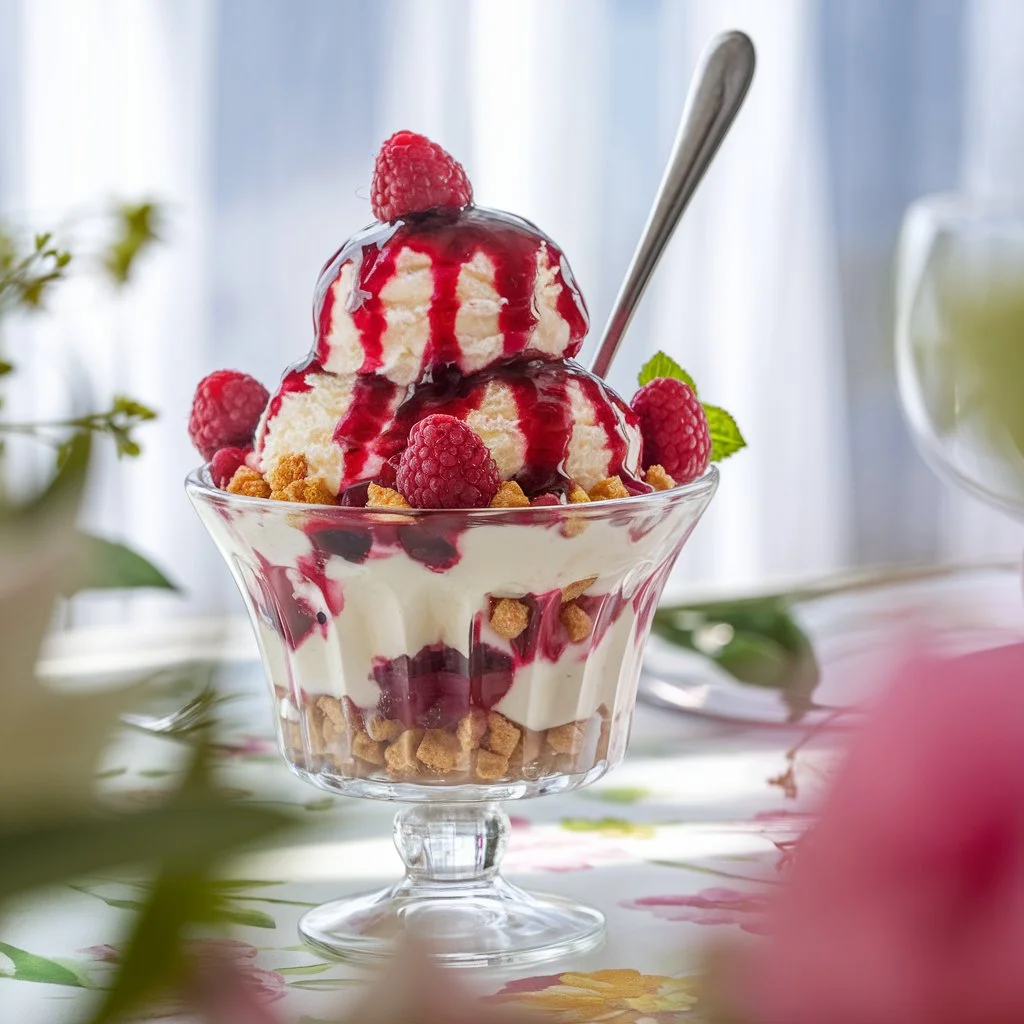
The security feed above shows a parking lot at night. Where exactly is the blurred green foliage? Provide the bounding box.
[0,203,300,1023]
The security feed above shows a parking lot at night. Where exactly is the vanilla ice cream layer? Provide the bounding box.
[193,497,705,733]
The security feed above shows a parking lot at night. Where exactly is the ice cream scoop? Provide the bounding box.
[257,359,645,499]
[313,207,588,388]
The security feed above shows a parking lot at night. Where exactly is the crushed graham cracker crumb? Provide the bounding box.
[226,466,271,498]
[341,696,364,732]
[567,484,591,504]
[490,597,530,640]
[588,476,630,501]
[485,711,521,757]
[417,729,465,773]
[316,695,345,728]
[489,480,530,508]
[562,575,598,603]
[352,730,385,765]
[267,454,308,492]
[644,464,676,491]
[560,601,593,642]
[384,728,424,775]
[474,748,510,781]
[561,518,587,538]
[365,716,405,743]
[456,709,488,751]
[320,714,345,747]
[367,483,410,508]
[546,721,586,755]
[275,477,337,505]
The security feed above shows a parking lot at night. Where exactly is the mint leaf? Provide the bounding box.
[703,403,746,461]
[638,351,697,391]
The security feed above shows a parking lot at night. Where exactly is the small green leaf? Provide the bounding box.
[112,395,157,420]
[211,879,285,890]
[712,631,791,686]
[302,797,335,812]
[591,786,650,805]
[703,403,747,461]
[0,941,84,987]
[103,202,160,285]
[0,360,13,376]
[215,905,275,929]
[652,594,820,722]
[638,351,697,391]
[560,816,653,837]
[114,435,141,459]
[288,978,363,991]
[65,534,177,595]
[70,888,146,913]
[277,963,335,976]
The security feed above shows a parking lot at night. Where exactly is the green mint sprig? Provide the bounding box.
[638,351,746,462]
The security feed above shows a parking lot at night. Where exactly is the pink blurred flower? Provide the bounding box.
[724,642,1024,1024]
[623,888,772,934]
[80,938,285,1019]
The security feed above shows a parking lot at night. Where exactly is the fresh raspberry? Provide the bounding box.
[189,370,269,460]
[531,494,561,507]
[210,446,251,488]
[396,414,500,509]
[375,454,402,490]
[630,377,710,484]
[371,131,473,223]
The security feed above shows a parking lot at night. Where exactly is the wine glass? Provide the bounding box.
[896,194,1024,519]
[187,467,717,966]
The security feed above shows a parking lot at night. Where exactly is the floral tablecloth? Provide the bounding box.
[4,629,819,1023]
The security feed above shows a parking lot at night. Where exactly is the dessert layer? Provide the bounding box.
[194,494,697,735]
[255,360,646,498]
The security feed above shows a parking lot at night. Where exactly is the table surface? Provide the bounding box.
[5,625,823,1024]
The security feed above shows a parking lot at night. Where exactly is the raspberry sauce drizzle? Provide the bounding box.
[263,363,314,426]
[313,207,588,379]
[332,374,404,484]
[357,361,643,497]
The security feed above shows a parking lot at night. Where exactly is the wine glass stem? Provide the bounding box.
[393,803,510,885]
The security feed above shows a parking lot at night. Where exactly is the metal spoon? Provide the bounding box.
[589,30,756,380]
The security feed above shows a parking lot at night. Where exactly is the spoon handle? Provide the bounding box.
[590,31,756,380]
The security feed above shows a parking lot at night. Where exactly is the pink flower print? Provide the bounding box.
[80,938,285,1017]
[622,888,772,934]
[80,944,121,963]
[505,823,631,873]
[218,735,278,759]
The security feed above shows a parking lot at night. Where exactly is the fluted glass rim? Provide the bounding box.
[185,463,719,521]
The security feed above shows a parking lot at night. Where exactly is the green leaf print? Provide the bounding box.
[0,941,85,987]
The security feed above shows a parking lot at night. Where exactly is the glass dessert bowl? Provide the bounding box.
[187,466,717,965]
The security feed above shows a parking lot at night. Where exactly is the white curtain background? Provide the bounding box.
[0,0,1020,623]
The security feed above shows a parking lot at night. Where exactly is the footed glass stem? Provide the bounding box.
[299,803,604,967]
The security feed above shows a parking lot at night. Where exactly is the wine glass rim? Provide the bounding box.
[184,463,719,518]
[907,191,1024,222]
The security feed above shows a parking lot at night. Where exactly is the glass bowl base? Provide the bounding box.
[298,874,605,967]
